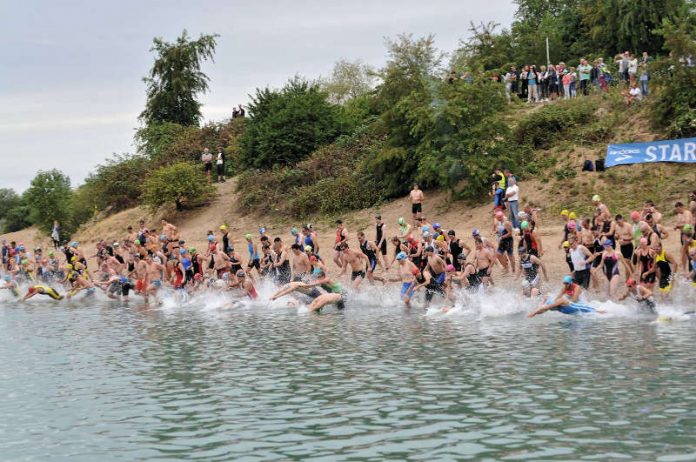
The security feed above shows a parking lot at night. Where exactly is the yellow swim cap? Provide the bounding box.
[568,212,577,219]
[562,241,570,248]
[219,225,227,231]
[592,194,601,202]
[560,209,569,216]
[436,235,445,241]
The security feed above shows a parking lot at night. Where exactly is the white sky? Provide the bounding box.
[0,0,515,192]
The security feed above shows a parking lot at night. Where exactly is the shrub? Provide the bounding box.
[514,98,595,149]
[239,78,344,169]
[24,169,75,235]
[141,162,213,211]
[82,154,150,212]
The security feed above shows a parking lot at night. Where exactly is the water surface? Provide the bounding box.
[1,293,695,461]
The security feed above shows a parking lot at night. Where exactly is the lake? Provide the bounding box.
[1,288,695,461]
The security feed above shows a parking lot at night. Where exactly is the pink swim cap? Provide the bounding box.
[495,211,504,219]
[567,221,577,229]
[630,211,641,221]
[446,264,455,272]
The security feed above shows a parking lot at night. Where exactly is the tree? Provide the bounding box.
[239,77,344,168]
[82,154,151,212]
[141,162,212,211]
[24,169,74,235]
[322,59,376,104]
[140,30,219,127]
[0,188,32,233]
[451,22,515,72]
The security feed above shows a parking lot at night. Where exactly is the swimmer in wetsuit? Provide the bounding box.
[22,284,64,301]
[618,278,656,314]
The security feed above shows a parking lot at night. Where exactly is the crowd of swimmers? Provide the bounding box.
[1,188,695,317]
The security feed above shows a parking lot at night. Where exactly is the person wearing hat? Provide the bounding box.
[333,220,349,270]
[593,238,632,300]
[391,251,420,307]
[493,210,515,274]
[447,230,470,271]
[219,225,232,254]
[422,245,447,307]
[618,278,656,313]
[592,195,611,230]
[529,275,605,317]
[235,270,258,300]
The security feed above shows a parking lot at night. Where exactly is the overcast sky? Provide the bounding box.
[0,0,514,192]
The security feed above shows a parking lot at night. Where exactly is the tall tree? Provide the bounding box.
[322,59,376,104]
[24,169,74,235]
[140,30,219,127]
[239,78,343,168]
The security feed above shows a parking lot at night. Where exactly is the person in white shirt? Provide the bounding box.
[506,177,520,229]
[201,148,213,184]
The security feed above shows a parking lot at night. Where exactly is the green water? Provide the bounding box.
[1,299,695,461]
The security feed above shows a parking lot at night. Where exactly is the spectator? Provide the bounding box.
[639,52,652,97]
[215,146,225,183]
[504,66,517,102]
[51,220,61,248]
[616,52,630,82]
[596,58,609,92]
[539,65,549,102]
[201,147,213,184]
[518,65,529,100]
[622,82,641,105]
[547,64,558,100]
[527,65,539,103]
[628,53,638,85]
[506,178,520,229]
[568,67,578,97]
[562,69,572,99]
[445,69,458,84]
[578,58,592,96]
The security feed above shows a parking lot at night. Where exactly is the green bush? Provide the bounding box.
[514,98,595,149]
[239,78,345,169]
[141,162,213,211]
[24,169,75,235]
[81,154,150,212]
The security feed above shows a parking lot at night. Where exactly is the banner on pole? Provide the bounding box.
[605,137,696,167]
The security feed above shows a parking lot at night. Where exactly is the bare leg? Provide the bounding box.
[308,293,342,312]
[271,281,306,301]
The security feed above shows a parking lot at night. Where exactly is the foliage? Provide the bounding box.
[650,19,696,137]
[140,30,218,127]
[81,154,150,212]
[24,170,74,235]
[0,189,32,233]
[239,78,344,168]
[236,133,383,217]
[141,162,213,211]
[514,98,596,149]
[322,59,376,104]
[451,22,515,72]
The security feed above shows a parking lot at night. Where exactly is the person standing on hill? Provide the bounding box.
[577,58,592,96]
[215,146,225,183]
[51,220,61,249]
[201,148,213,184]
[506,178,520,229]
[409,184,424,222]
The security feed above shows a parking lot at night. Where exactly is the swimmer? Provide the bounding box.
[0,275,20,298]
[618,278,656,314]
[301,268,346,312]
[22,284,64,301]
[528,275,605,317]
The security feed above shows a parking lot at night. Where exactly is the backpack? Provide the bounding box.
[582,160,595,172]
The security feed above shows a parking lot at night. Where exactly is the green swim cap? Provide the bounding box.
[134,239,141,245]
[520,221,529,230]
[291,227,298,235]
[684,224,693,232]
[245,233,252,240]
[189,247,196,253]
[398,217,405,225]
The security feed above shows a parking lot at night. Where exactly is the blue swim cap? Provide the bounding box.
[563,275,573,284]
[3,275,10,282]
[472,229,480,237]
[179,248,186,255]
[433,223,441,229]
[160,234,167,241]
[207,235,215,241]
[422,225,430,233]
[603,239,613,247]
[119,276,127,284]
[396,252,408,261]
[259,227,266,234]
